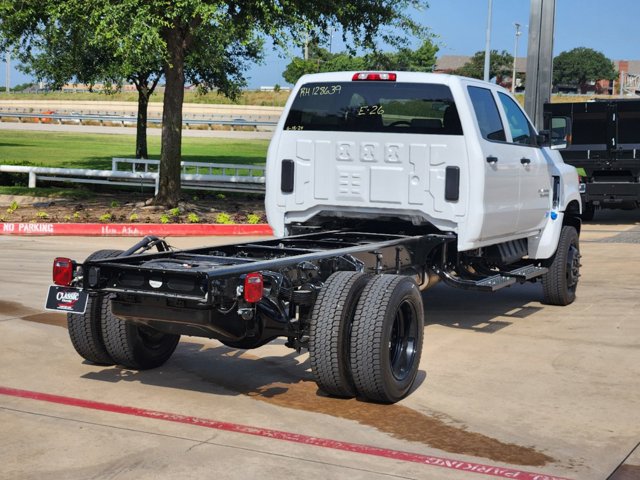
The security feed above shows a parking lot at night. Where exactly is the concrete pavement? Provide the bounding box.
[0,214,639,479]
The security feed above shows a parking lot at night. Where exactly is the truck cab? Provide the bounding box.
[267,72,580,258]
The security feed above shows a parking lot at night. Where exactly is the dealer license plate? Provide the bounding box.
[45,286,88,314]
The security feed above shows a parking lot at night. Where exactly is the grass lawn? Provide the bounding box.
[0,90,291,106]
[0,130,269,170]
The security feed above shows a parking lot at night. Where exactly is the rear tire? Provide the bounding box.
[581,202,595,221]
[67,249,123,365]
[350,275,424,403]
[102,308,180,370]
[542,226,580,306]
[309,271,370,398]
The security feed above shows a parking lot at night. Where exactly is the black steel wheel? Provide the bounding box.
[67,249,123,365]
[350,275,424,403]
[102,306,180,370]
[309,271,371,398]
[542,225,581,306]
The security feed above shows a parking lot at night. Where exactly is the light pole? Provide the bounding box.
[483,0,493,82]
[512,23,522,92]
[4,50,9,93]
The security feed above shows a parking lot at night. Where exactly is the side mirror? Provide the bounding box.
[538,129,567,150]
[537,131,550,145]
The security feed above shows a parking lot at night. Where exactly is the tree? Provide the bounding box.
[368,39,438,71]
[2,0,427,207]
[454,50,513,80]
[553,47,616,87]
[283,38,438,84]
[106,1,428,207]
[1,0,262,194]
[409,39,439,71]
[0,2,163,159]
[282,48,367,84]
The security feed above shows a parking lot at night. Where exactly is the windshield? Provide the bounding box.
[284,81,462,135]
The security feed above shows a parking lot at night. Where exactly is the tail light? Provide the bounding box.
[244,272,264,303]
[578,175,587,194]
[53,257,75,286]
[352,72,397,81]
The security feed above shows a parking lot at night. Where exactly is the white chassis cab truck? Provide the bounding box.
[47,72,582,404]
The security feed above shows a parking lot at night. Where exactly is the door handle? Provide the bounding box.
[486,156,498,164]
[520,157,531,165]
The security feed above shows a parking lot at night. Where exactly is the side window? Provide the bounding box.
[468,86,506,141]
[551,117,570,145]
[498,92,534,145]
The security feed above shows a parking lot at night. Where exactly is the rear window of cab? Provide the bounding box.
[284,82,462,135]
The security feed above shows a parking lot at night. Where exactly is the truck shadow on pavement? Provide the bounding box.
[583,209,640,226]
[14,290,553,466]
[80,340,553,467]
[422,283,544,333]
[82,339,311,398]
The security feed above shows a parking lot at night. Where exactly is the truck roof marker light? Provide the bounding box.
[352,72,397,81]
[244,272,264,303]
[53,257,74,286]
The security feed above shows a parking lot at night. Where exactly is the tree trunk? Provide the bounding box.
[135,84,150,159]
[155,27,186,207]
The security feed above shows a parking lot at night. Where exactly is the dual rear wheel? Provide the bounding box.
[67,249,180,369]
[309,272,424,404]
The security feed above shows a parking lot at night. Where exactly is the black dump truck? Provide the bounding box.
[544,99,640,220]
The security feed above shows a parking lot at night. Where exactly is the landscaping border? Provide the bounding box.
[0,222,273,236]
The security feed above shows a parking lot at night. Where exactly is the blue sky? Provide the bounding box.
[3,0,639,89]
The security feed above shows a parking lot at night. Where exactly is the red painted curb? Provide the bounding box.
[0,223,273,236]
[0,386,572,480]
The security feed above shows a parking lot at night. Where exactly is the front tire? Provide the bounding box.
[67,249,123,365]
[309,271,370,398]
[350,275,424,403]
[542,225,581,306]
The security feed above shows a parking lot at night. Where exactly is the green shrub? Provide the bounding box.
[160,214,170,224]
[36,211,49,219]
[246,213,260,224]
[6,201,19,214]
[187,212,200,223]
[98,213,112,222]
[129,213,139,222]
[215,212,232,224]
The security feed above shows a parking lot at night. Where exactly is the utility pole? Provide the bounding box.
[512,23,522,93]
[483,0,493,82]
[524,0,556,129]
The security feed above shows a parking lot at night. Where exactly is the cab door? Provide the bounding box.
[467,86,521,240]
[496,92,552,233]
